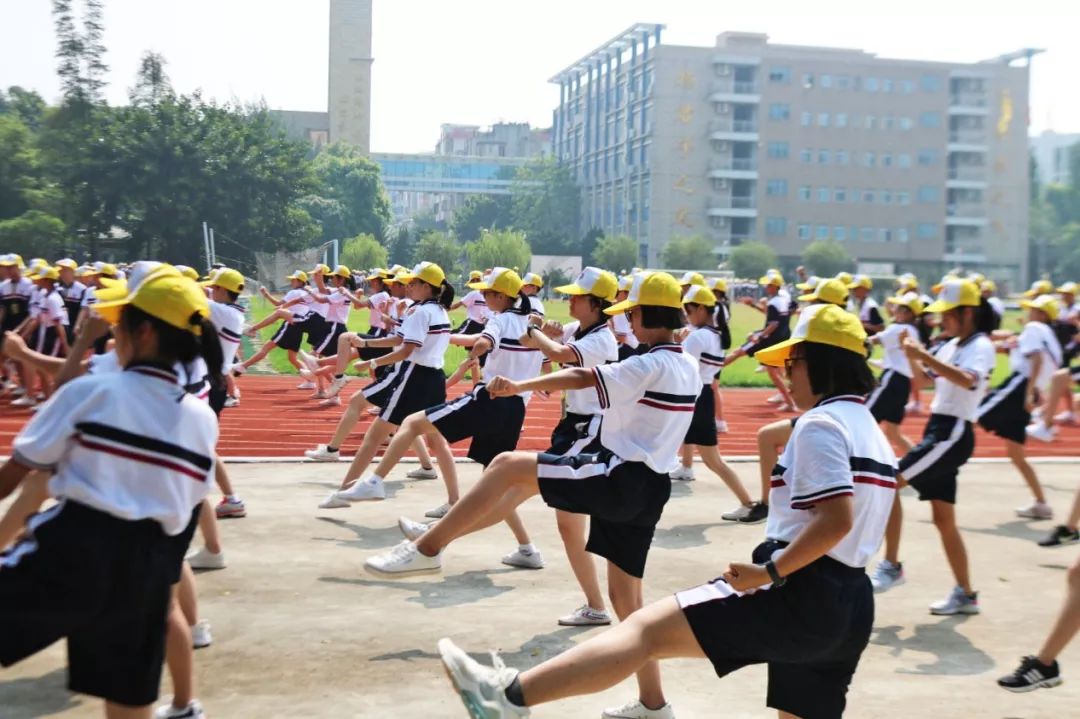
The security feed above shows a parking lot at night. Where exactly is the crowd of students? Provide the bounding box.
[0,252,1078,718]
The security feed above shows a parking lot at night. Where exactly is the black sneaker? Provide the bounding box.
[1038,525,1080,547]
[998,656,1062,692]
[736,502,769,524]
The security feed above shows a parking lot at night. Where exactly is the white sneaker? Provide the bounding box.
[298,350,321,374]
[318,492,351,509]
[309,390,327,400]
[1053,410,1077,425]
[191,620,212,649]
[10,395,36,407]
[154,700,206,719]
[337,477,386,502]
[557,605,612,626]
[1016,500,1053,520]
[929,585,980,615]
[1026,423,1057,443]
[406,466,439,480]
[296,380,316,390]
[765,393,784,404]
[720,504,753,522]
[602,699,676,719]
[398,516,430,541]
[223,395,240,408]
[714,420,729,433]
[186,547,226,570]
[10,386,25,397]
[869,559,905,593]
[425,502,452,519]
[305,444,340,462]
[365,541,442,576]
[230,362,247,376]
[668,466,695,482]
[319,395,342,407]
[501,547,545,570]
[438,638,530,718]
[299,367,315,382]
[326,375,350,398]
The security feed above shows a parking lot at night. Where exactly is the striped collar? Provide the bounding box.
[574,319,609,341]
[815,394,866,407]
[956,331,986,348]
[648,343,683,354]
[125,362,179,385]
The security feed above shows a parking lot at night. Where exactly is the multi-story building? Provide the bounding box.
[551,25,1035,286]
[1031,130,1080,187]
[436,123,551,159]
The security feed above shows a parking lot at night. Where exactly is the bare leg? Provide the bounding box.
[608,563,666,710]
[1005,440,1046,504]
[698,445,752,505]
[1065,487,1080,531]
[766,366,794,408]
[286,350,300,370]
[679,444,692,470]
[931,499,973,594]
[884,491,903,564]
[164,593,195,709]
[369,411,440,481]
[430,433,460,504]
[516,595,703,706]
[248,308,290,333]
[214,457,236,498]
[104,702,152,719]
[1036,557,1080,664]
[238,340,278,370]
[225,373,239,400]
[176,562,199,626]
[339,418,396,489]
[882,421,914,455]
[1039,370,1072,430]
[327,391,371,450]
[0,472,49,550]
[197,499,222,555]
[413,436,434,470]
[504,509,533,545]
[556,511,606,611]
[756,419,793,504]
[712,382,725,422]
[333,333,360,375]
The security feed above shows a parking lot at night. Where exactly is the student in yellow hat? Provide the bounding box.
[727,269,796,412]
[434,302,893,719]
[974,294,1061,522]
[0,254,35,396]
[450,270,490,336]
[870,279,996,614]
[866,291,923,453]
[611,274,641,361]
[1028,281,1080,435]
[0,266,220,719]
[846,274,885,334]
[296,265,361,397]
[234,271,313,374]
[706,277,732,433]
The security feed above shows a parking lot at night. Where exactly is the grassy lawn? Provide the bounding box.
[241,296,1020,388]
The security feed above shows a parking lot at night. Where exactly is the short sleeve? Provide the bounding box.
[592,355,656,410]
[681,331,707,362]
[530,298,545,317]
[400,308,427,346]
[1017,325,1044,357]
[480,314,504,348]
[766,302,780,324]
[788,416,854,510]
[959,339,997,380]
[12,379,91,470]
[569,329,615,368]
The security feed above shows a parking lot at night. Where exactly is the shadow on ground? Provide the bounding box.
[371,627,589,670]
[319,567,519,609]
[871,616,994,676]
[0,668,82,718]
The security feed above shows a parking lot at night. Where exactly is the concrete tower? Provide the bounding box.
[328,0,373,154]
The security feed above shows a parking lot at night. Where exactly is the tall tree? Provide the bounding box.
[801,239,853,277]
[340,232,387,272]
[728,241,778,279]
[450,194,513,244]
[466,229,531,274]
[411,231,462,279]
[308,143,392,243]
[511,157,581,255]
[590,234,638,273]
[0,87,48,131]
[387,224,417,266]
[662,235,715,270]
[129,52,172,105]
[51,0,108,108]
[580,227,604,266]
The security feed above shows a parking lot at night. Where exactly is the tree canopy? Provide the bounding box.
[340,232,387,272]
[801,240,854,278]
[662,235,715,271]
[412,231,462,279]
[727,241,778,279]
[511,158,581,255]
[466,229,532,274]
[590,234,638,273]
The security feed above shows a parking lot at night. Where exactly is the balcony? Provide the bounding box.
[707,196,758,218]
[948,130,988,153]
[946,204,988,227]
[947,167,988,189]
[709,80,761,104]
[708,118,759,141]
[707,158,758,180]
[949,94,990,116]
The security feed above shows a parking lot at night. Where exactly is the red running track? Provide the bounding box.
[4,375,1080,459]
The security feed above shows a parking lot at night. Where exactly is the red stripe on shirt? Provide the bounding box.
[76,437,207,482]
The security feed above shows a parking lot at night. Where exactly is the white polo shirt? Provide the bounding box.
[682,325,725,385]
[559,320,618,415]
[282,288,312,320]
[461,290,488,324]
[367,290,390,331]
[858,297,884,327]
[591,344,701,474]
[988,296,1005,319]
[12,363,218,536]
[323,289,351,324]
[81,286,98,308]
[210,301,245,368]
[480,311,544,402]
[399,300,451,369]
[40,289,69,327]
[766,396,897,568]
[528,296,545,317]
[1010,321,1061,391]
[611,313,639,349]
[58,280,87,311]
[309,288,329,319]
[928,333,996,421]
[876,323,919,378]
[765,292,793,341]
[1,277,33,316]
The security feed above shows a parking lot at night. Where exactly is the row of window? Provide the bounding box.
[765,107,942,130]
[763,220,938,242]
[766,67,941,94]
[763,143,941,168]
[762,183,939,204]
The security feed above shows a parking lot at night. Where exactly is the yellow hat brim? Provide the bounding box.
[755,337,804,367]
[554,283,589,296]
[604,298,636,316]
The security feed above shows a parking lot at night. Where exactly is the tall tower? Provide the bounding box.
[328,0,373,154]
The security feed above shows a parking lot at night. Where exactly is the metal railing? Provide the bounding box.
[947,167,987,181]
[709,119,758,134]
[948,130,987,144]
[708,158,758,171]
[709,196,757,210]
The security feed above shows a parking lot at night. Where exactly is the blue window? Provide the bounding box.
[836,75,851,89]
[766,217,788,236]
[800,149,812,163]
[767,141,790,159]
[835,113,848,128]
[834,187,847,202]
[818,150,830,164]
[768,66,791,83]
[865,77,880,93]
[918,185,939,203]
[798,185,812,201]
[920,112,941,128]
[836,149,850,165]
[898,117,913,130]
[801,111,812,127]
[917,223,938,239]
[897,154,912,168]
[861,227,876,241]
[834,226,847,241]
[768,103,790,121]
[817,187,830,202]
[821,74,833,89]
[918,149,938,166]
[818,112,830,127]
[882,153,893,167]
[921,74,941,92]
[864,152,876,168]
[766,179,788,196]
[897,191,911,205]
[900,79,914,94]
[816,225,830,240]
[798,224,811,240]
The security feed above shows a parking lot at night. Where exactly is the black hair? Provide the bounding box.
[684,302,716,327]
[435,280,455,309]
[972,297,997,335]
[583,295,612,314]
[507,289,532,316]
[800,341,876,397]
[225,289,240,303]
[639,306,685,330]
[915,313,934,345]
[121,305,224,383]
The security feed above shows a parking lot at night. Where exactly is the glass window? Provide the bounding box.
[767,141,790,159]
[880,228,892,243]
[864,152,876,168]
[817,225,830,239]
[897,191,911,205]
[835,113,848,128]
[818,112,830,127]
[918,149,937,166]
[834,226,847,241]
[800,111,812,127]
[861,227,876,242]
[768,66,792,83]
[766,217,788,236]
[800,149,812,164]
[836,149,850,165]
[798,185,812,201]
[803,73,815,89]
[865,114,876,129]
[918,223,938,238]
[865,77,879,93]
[797,224,811,240]
[882,116,893,130]
[768,103,790,121]
[900,79,914,94]
[920,112,941,128]
[918,185,939,203]
[836,75,851,89]
[882,153,893,167]
[899,117,913,130]
[821,74,833,89]
[818,187,830,202]
[766,179,788,196]
[882,79,894,93]
[834,187,847,202]
[897,227,909,242]
[897,154,912,168]
[881,190,892,204]
[863,189,876,203]
[921,74,941,92]
[818,149,830,164]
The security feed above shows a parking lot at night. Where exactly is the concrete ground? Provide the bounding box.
[1,460,1077,718]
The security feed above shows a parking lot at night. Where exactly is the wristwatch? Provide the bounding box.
[763,560,786,587]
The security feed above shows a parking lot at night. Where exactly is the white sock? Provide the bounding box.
[518,543,536,555]
[369,474,384,485]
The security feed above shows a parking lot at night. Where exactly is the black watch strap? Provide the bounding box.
[764,560,786,586]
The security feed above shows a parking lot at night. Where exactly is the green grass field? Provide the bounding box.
[242,296,1020,387]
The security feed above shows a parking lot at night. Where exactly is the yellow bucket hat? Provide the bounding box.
[887,291,925,316]
[398,261,446,287]
[468,267,523,297]
[846,274,873,290]
[555,266,618,302]
[1023,279,1053,298]
[1055,281,1078,296]
[834,271,853,285]
[522,272,544,288]
[174,265,200,281]
[756,303,868,367]
[798,278,849,306]
[759,269,784,287]
[605,271,683,315]
[1020,294,1060,322]
[287,270,309,283]
[201,268,245,294]
[679,271,707,288]
[708,277,728,293]
[925,278,981,313]
[682,285,717,307]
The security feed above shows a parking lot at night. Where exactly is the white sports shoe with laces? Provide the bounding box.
[365,541,442,576]
[439,639,530,718]
[602,699,676,719]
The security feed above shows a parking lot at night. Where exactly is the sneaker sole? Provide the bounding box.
[735,516,768,525]
[187,563,226,571]
[501,559,545,570]
[1039,537,1079,547]
[215,510,247,519]
[364,561,442,577]
[871,576,905,593]
[317,501,351,509]
[438,639,496,719]
[407,474,439,480]
[929,606,980,616]
[999,677,1063,692]
[340,495,386,503]
[557,617,612,627]
[305,455,341,462]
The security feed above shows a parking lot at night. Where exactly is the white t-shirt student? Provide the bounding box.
[1010,320,1062,392]
[559,320,618,415]
[876,323,919,379]
[928,334,997,421]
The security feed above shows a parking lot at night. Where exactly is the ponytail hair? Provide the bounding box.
[344,274,358,292]
[120,307,224,385]
[436,280,455,309]
[508,289,532,316]
[974,297,998,335]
